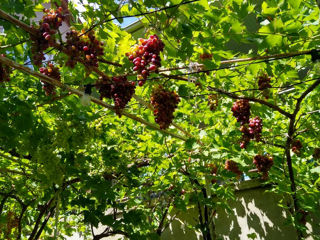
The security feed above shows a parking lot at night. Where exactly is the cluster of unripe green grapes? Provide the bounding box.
[39,62,61,95]
[126,35,164,86]
[31,7,65,66]
[207,94,219,111]
[65,29,104,68]
[150,85,180,129]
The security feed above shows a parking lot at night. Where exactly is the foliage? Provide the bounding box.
[0,0,320,239]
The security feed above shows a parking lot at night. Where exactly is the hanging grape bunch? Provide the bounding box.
[239,117,262,149]
[253,154,273,179]
[30,7,65,66]
[291,139,303,155]
[96,76,136,116]
[231,99,251,125]
[208,94,219,111]
[258,73,272,99]
[126,35,165,86]
[150,85,180,129]
[111,76,136,116]
[224,160,242,176]
[0,54,11,83]
[65,29,104,68]
[96,76,112,100]
[39,62,61,96]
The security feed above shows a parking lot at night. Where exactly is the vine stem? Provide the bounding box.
[207,86,292,118]
[284,78,320,238]
[0,55,187,142]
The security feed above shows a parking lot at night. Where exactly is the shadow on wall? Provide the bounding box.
[161,209,202,240]
[161,184,320,240]
[215,187,298,240]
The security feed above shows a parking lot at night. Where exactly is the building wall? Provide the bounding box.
[68,180,320,240]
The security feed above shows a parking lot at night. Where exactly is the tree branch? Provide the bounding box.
[208,86,292,118]
[0,55,187,142]
[0,9,38,35]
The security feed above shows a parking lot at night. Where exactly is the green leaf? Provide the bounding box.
[288,0,302,9]
[185,138,196,150]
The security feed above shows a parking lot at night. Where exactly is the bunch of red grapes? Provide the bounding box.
[65,30,104,68]
[96,76,112,100]
[39,62,61,96]
[239,116,263,148]
[253,154,273,178]
[224,160,242,176]
[30,7,65,66]
[150,85,180,129]
[291,139,303,155]
[208,94,219,111]
[127,35,165,86]
[231,99,251,125]
[0,54,11,83]
[232,100,263,149]
[96,76,136,116]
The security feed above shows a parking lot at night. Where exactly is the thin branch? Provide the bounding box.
[0,39,28,49]
[207,86,292,118]
[17,204,28,240]
[84,0,199,34]
[0,9,38,35]
[156,198,172,235]
[34,206,56,240]
[0,55,187,142]
[28,198,55,240]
